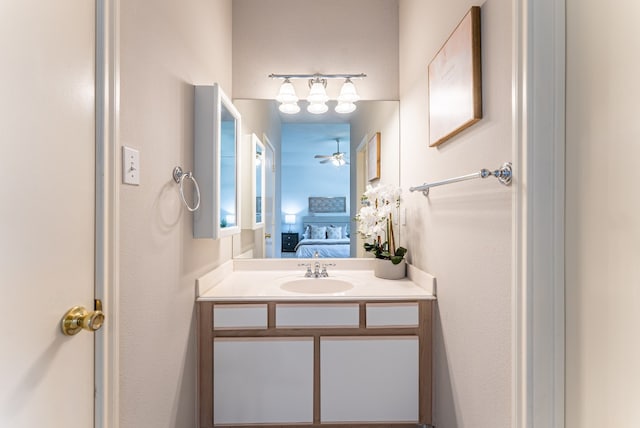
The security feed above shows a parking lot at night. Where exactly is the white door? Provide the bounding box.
[263,136,276,258]
[0,1,97,427]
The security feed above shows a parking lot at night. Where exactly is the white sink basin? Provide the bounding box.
[280,278,354,294]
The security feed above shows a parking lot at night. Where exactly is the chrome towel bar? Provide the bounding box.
[409,162,512,197]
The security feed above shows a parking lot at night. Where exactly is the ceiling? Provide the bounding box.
[280,123,350,168]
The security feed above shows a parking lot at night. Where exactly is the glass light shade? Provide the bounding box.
[279,101,300,114]
[275,80,298,103]
[335,101,357,114]
[337,79,360,103]
[331,157,346,167]
[307,81,329,103]
[284,214,296,225]
[307,101,329,114]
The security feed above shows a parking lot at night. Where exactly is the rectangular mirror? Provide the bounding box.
[194,83,242,239]
[233,99,399,258]
[253,134,265,228]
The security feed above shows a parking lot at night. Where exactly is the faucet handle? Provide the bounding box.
[299,263,313,277]
[320,263,334,277]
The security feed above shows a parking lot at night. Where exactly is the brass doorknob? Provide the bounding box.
[265,233,272,239]
[61,306,105,336]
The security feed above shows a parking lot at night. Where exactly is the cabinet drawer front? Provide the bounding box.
[366,302,419,327]
[276,303,359,328]
[213,304,267,329]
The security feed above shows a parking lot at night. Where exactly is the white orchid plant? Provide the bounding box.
[355,183,407,264]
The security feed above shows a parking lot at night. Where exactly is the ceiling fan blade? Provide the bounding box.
[319,159,332,164]
[314,154,331,158]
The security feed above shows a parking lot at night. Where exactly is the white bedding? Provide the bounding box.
[295,238,351,258]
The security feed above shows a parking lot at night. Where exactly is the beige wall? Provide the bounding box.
[566,1,640,426]
[234,99,282,257]
[349,101,401,257]
[399,1,513,426]
[119,1,232,427]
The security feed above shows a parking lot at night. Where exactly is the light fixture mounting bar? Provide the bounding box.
[269,73,366,80]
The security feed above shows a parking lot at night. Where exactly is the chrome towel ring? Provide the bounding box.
[173,166,201,212]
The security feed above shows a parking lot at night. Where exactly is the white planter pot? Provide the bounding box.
[373,258,406,280]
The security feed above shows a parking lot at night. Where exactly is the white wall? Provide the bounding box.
[119,1,232,427]
[565,1,640,426]
[399,1,513,426]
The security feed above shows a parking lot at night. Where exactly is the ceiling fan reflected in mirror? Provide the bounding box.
[314,138,349,167]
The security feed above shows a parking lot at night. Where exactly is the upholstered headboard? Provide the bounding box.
[301,215,351,239]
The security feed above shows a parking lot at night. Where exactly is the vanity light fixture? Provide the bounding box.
[335,77,359,114]
[269,73,366,115]
[306,78,329,114]
[275,78,300,114]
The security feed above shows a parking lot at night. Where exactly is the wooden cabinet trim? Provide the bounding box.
[199,300,434,427]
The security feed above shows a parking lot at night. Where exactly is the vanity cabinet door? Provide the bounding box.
[213,337,314,425]
[320,336,419,423]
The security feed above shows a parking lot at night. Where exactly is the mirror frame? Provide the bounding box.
[194,83,242,239]
[251,133,265,229]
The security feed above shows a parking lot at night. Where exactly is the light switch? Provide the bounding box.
[122,146,140,185]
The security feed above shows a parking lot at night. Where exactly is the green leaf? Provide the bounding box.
[390,255,404,265]
[395,247,407,258]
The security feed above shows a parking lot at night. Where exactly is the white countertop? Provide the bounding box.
[196,258,436,302]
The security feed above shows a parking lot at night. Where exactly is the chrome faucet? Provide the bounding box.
[312,251,321,277]
[300,252,335,278]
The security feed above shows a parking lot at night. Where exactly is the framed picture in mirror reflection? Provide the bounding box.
[367,132,381,182]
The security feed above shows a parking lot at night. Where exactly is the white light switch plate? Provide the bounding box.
[122,146,140,185]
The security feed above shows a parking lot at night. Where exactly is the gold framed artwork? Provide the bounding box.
[428,6,482,147]
[367,132,381,182]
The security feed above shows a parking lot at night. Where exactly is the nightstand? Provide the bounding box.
[281,232,299,252]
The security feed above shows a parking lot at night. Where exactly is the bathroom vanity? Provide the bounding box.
[196,259,436,428]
